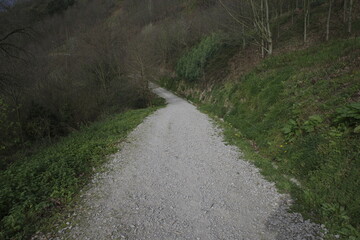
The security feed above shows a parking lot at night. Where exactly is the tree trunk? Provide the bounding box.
[348,0,353,34]
[343,0,347,23]
[148,0,153,21]
[307,1,310,27]
[326,0,332,41]
[304,0,308,43]
[242,24,246,49]
[291,0,295,25]
[265,0,272,55]
[10,91,24,144]
[15,105,24,144]
[267,39,273,56]
[264,0,273,55]
[261,0,265,58]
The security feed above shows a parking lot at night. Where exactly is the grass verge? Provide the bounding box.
[0,104,163,240]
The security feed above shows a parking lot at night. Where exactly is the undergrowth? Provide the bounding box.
[159,38,360,239]
[0,105,162,239]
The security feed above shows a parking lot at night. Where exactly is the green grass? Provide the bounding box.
[0,106,161,239]
[160,38,360,239]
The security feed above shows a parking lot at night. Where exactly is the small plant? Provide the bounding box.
[282,115,323,142]
[322,203,360,239]
[303,114,324,133]
[334,102,360,133]
[282,119,302,142]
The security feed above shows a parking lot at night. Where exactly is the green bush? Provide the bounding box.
[176,33,223,82]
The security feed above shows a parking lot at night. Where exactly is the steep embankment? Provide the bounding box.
[159,38,360,239]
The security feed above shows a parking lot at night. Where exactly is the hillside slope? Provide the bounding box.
[159,38,360,239]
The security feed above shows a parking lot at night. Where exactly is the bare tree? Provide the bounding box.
[343,0,347,23]
[348,0,353,34]
[218,0,273,56]
[303,0,310,43]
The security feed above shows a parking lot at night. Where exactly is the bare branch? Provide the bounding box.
[0,28,34,60]
[218,0,248,26]
[0,28,27,43]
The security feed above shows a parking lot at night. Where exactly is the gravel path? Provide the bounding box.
[57,84,324,240]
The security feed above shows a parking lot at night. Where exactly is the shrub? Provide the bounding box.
[176,33,223,82]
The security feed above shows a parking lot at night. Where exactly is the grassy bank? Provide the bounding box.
[159,38,360,239]
[0,105,163,239]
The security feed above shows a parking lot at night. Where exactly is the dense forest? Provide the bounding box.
[0,0,359,239]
